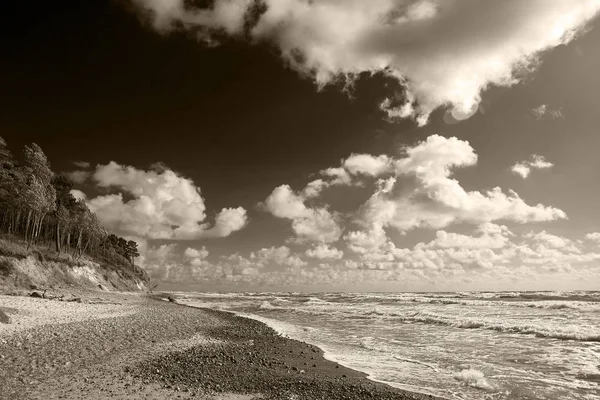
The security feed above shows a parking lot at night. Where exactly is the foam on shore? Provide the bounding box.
[219,308,448,399]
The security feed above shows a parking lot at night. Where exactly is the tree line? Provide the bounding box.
[0,136,140,270]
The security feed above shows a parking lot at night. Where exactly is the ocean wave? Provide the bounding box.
[395,312,600,342]
[389,296,600,311]
[259,301,282,310]
[305,297,331,304]
[393,356,438,372]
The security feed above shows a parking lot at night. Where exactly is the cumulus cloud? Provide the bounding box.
[251,246,307,267]
[342,154,394,177]
[136,223,600,290]
[184,246,210,266]
[585,232,600,243]
[358,136,565,232]
[344,224,390,255]
[524,230,579,253]
[426,223,514,250]
[130,0,600,124]
[265,135,565,247]
[137,242,179,280]
[531,104,564,120]
[263,184,342,243]
[341,223,600,283]
[77,161,247,240]
[511,155,554,179]
[305,244,344,260]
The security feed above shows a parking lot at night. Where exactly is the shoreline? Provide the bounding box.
[0,290,442,399]
[229,310,444,399]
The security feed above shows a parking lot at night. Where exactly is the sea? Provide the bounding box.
[175,291,600,400]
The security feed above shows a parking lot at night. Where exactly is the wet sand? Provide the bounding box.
[0,291,441,400]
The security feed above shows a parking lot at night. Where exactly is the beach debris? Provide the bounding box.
[0,309,11,324]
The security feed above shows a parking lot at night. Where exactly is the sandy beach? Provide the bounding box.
[0,290,439,400]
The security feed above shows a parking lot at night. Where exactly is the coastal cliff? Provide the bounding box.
[0,238,148,293]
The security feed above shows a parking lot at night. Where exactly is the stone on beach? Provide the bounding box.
[0,309,11,324]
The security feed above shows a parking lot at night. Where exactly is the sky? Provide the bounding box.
[2,0,600,292]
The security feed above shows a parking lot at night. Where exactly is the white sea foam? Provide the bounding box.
[259,301,279,310]
[454,369,493,390]
[391,311,600,342]
[394,356,438,371]
[183,291,600,400]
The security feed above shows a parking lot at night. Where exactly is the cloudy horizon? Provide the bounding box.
[3,0,600,291]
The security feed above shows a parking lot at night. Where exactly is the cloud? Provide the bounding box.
[137,242,179,280]
[251,246,307,267]
[66,170,92,184]
[70,189,87,201]
[357,136,565,232]
[134,220,600,289]
[184,246,209,266]
[130,0,600,125]
[342,223,600,283]
[342,154,394,177]
[72,161,91,169]
[263,184,342,243]
[344,224,390,255]
[305,244,344,260]
[585,232,600,243]
[130,0,253,34]
[511,154,554,179]
[531,104,564,120]
[79,161,247,240]
[264,135,565,246]
[524,230,579,252]
[426,223,514,250]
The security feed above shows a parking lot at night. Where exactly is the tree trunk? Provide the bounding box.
[24,210,32,245]
[73,230,82,257]
[55,223,61,254]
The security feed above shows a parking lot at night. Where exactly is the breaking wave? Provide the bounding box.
[454,368,493,390]
[393,311,600,342]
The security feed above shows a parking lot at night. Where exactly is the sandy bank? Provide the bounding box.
[0,291,440,400]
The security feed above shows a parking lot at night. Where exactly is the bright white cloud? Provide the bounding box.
[305,244,344,260]
[265,135,565,246]
[585,232,600,243]
[344,224,390,255]
[511,155,554,179]
[137,242,179,280]
[342,223,600,284]
[184,246,210,266]
[263,184,342,243]
[342,154,393,177]
[427,223,514,250]
[136,224,600,290]
[78,162,247,240]
[131,0,600,125]
[359,136,565,232]
[524,230,580,253]
[320,167,352,186]
[70,189,87,201]
[251,246,307,268]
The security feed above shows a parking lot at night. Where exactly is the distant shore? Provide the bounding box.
[0,289,441,400]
